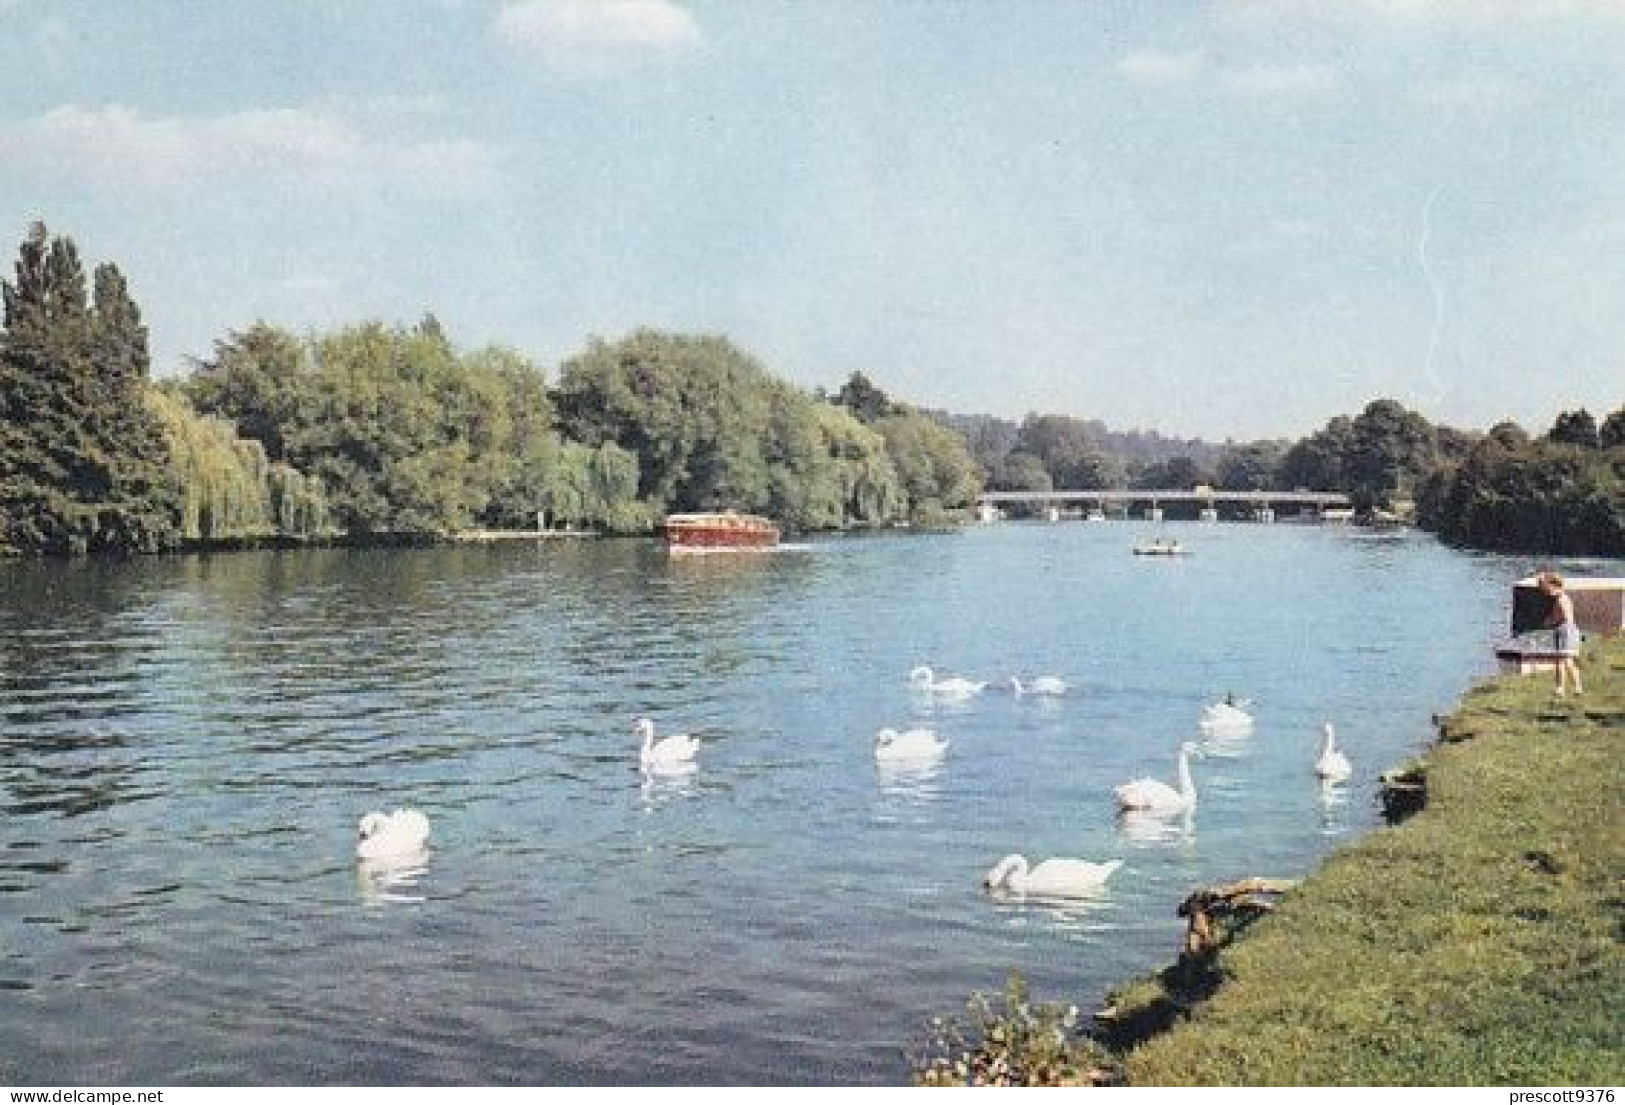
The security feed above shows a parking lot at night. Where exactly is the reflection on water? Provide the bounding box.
[1196,727,1252,760]
[875,756,946,802]
[357,848,431,906]
[640,762,701,809]
[986,887,1120,936]
[1116,807,1196,848]
[1318,779,1353,838]
[0,529,1574,1084]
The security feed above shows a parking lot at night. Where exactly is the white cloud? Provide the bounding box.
[1117,48,1205,84]
[1225,63,1339,95]
[0,103,495,192]
[1118,50,1338,97]
[497,0,700,72]
[1219,0,1625,30]
[1412,76,1525,111]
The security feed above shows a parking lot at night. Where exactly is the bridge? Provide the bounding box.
[976,488,1352,521]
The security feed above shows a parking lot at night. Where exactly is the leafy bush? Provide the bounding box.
[909,974,1110,1087]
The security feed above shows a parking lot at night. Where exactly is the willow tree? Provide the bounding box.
[189,319,570,538]
[147,388,328,543]
[873,409,982,522]
[554,330,783,515]
[553,329,919,528]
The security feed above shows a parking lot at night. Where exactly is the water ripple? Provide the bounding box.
[0,533,1573,1083]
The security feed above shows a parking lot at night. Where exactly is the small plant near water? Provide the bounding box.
[908,974,1111,1086]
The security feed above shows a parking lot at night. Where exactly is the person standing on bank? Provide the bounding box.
[1539,571,1584,697]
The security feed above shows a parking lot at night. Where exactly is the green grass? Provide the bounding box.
[1110,637,1625,1086]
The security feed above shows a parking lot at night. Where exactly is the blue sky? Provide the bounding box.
[1,0,1621,440]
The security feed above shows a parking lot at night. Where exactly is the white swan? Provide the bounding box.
[356,808,430,860]
[983,854,1123,898]
[1199,699,1253,732]
[1008,675,1068,696]
[1315,722,1351,782]
[1114,743,1199,815]
[873,726,948,762]
[636,717,701,770]
[909,665,986,697]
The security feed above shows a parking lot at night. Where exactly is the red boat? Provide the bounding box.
[660,512,781,551]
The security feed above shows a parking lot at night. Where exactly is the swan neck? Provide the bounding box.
[1177,750,1195,800]
[1005,856,1028,890]
[992,855,1027,890]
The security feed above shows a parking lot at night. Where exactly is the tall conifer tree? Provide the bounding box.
[0,222,177,554]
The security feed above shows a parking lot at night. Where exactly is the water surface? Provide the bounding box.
[0,524,1586,1084]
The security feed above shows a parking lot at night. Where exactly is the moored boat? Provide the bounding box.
[661,511,781,551]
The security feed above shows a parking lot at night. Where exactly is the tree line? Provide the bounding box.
[1,225,982,553]
[1,223,1618,556]
[951,398,1623,554]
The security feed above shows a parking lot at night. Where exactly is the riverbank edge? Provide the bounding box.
[1091,635,1624,1086]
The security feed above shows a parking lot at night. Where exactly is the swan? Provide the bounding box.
[873,726,948,761]
[1008,675,1068,696]
[909,665,986,697]
[636,717,701,770]
[983,854,1123,898]
[1199,698,1253,732]
[356,808,430,860]
[1315,722,1351,782]
[1114,742,1199,815]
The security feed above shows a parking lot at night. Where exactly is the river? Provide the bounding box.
[0,523,1595,1084]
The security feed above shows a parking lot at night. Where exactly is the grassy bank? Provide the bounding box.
[1105,636,1624,1086]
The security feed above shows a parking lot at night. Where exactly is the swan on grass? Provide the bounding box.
[1315,722,1351,782]
[908,666,986,698]
[356,808,430,861]
[1114,742,1199,815]
[636,717,701,771]
[1007,675,1069,697]
[983,854,1123,898]
[873,726,948,762]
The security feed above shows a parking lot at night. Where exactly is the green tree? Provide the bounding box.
[189,320,566,538]
[833,371,894,424]
[873,409,981,522]
[554,330,914,528]
[187,322,309,464]
[1014,413,1124,490]
[1133,455,1210,490]
[1215,441,1284,492]
[1547,408,1600,449]
[88,263,180,551]
[0,223,176,554]
[1344,399,1439,511]
[1000,451,1053,493]
[147,388,328,543]
[1279,415,1353,492]
[1417,420,1623,555]
[1599,406,1625,449]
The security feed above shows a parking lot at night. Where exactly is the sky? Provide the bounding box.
[1,0,1622,441]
